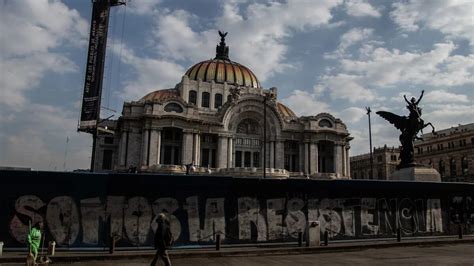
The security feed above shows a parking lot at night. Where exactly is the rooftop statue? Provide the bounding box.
[376,90,436,169]
[216,31,229,60]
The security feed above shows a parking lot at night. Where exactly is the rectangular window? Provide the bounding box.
[104,137,114,144]
[253,152,260,167]
[235,151,242,167]
[211,149,216,168]
[292,155,298,172]
[164,146,172,164]
[173,147,180,165]
[244,151,251,167]
[214,93,223,109]
[202,92,210,107]
[102,150,113,170]
[202,149,209,167]
[189,90,197,105]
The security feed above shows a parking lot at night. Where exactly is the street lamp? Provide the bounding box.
[366,107,374,180]
[263,95,267,179]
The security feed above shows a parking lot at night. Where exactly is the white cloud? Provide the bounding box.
[0,1,90,170]
[127,0,161,15]
[391,0,474,45]
[338,107,367,123]
[325,28,375,59]
[0,104,91,170]
[318,74,376,103]
[151,0,344,81]
[116,46,185,101]
[424,104,474,130]
[424,90,470,103]
[0,0,88,57]
[0,0,88,107]
[281,90,330,116]
[0,53,77,107]
[336,42,474,88]
[345,0,381,18]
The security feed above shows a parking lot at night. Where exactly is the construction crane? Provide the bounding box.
[78,0,126,171]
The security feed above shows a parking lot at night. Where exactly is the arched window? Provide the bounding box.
[318,119,332,128]
[450,158,456,177]
[214,93,223,108]
[202,92,210,107]
[189,90,197,105]
[462,157,469,175]
[164,103,183,113]
[439,160,445,177]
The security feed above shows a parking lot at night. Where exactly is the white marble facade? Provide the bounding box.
[94,36,352,179]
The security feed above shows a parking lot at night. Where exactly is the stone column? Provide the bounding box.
[269,141,275,168]
[227,137,233,168]
[342,145,346,177]
[193,133,201,166]
[217,135,228,169]
[210,91,215,109]
[156,130,161,164]
[119,131,127,166]
[334,144,343,176]
[346,146,351,177]
[149,129,158,166]
[304,142,309,175]
[182,132,194,165]
[299,143,304,173]
[309,142,318,175]
[275,141,284,169]
[141,129,150,167]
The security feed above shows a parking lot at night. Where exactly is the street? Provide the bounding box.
[15,243,471,266]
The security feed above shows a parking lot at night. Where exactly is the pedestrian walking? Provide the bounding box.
[150,212,173,266]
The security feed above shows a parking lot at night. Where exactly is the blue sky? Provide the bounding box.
[1,0,473,170]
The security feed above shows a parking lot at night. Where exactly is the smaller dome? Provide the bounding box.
[140,89,179,102]
[277,102,297,119]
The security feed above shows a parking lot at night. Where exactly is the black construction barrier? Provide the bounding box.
[0,170,473,249]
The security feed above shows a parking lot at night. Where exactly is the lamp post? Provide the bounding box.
[263,95,267,179]
[366,107,374,179]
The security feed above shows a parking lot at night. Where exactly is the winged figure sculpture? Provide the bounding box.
[376,90,435,169]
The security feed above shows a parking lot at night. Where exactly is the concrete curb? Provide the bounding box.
[1,238,473,263]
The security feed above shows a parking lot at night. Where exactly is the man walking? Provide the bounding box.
[151,212,173,266]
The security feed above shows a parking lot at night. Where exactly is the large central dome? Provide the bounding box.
[184,32,261,89]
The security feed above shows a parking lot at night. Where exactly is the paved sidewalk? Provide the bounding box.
[1,236,473,264]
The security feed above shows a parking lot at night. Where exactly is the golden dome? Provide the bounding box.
[185,59,261,88]
[277,102,297,119]
[140,89,179,102]
[184,31,261,89]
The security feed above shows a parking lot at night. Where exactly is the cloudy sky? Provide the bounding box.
[1,0,473,171]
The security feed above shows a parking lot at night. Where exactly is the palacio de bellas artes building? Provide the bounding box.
[94,33,352,179]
